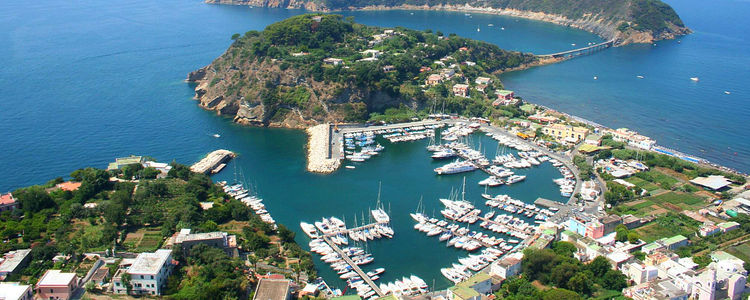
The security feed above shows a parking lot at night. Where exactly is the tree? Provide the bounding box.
[231,33,240,41]
[15,186,55,213]
[552,241,577,257]
[551,262,580,288]
[587,256,612,278]
[122,273,132,295]
[628,231,641,244]
[542,288,583,300]
[601,269,628,290]
[615,224,629,242]
[567,273,592,295]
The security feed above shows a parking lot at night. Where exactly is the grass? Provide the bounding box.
[634,214,700,242]
[649,191,705,207]
[726,242,750,263]
[625,177,660,192]
[123,228,163,252]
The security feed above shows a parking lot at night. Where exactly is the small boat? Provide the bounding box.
[345,166,356,169]
[212,133,221,138]
[501,27,505,30]
[637,75,644,79]
[488,24,494,27]
[571,43,576,46]
[724,91,731,95]
[477,26,480,32]
[691,77,699,81]
[593,76,598,80]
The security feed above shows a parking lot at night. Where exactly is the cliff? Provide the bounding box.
[205,0,690,45]
[188,14,536,128]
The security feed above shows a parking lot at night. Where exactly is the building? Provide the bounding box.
[167,229,237,254]
[718,221,740,233]
[449,273,492,300]
[542,124,590,143]
[490,253,523,279]
[252,278,292,300]
[566,215,604,239]
[0,193,18,212]
[54,182,81,192]
[452,84,469,98]
[627,263,659,284]
[0,282,33,300]
[606,128,656,150]
[425,74,443,86]
[360,49,382,58]
[0,249,32,279]
[441,68,456,79]
[113,249,173,296]
[661,235,689,251]
[474,77,492,85]
[699,223,721,237]
[107,155,144,170]
[382,65,396,73]
[601,214,623,235]
[495,90,514,101]
[35,270,79,300]
[323,58,344,66]
[690,175,732,191]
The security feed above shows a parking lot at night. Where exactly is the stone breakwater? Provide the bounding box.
[307,124,341,174]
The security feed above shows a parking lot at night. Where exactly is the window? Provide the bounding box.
[150,275,154,279]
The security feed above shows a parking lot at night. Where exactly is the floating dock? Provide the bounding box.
[191,149,235,174]
[321,236,384,297]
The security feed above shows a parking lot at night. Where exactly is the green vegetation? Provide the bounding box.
[514,243,628,298]
[1,160,315,291]
[573,155,592,179]
[200,14,536,125]
[633,213,699,243]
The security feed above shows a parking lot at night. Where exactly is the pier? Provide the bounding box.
[190,149,235,174]
[538,39,616,59]
[321,222,385,238]
[321,236,384,297]
[534,198,565,210]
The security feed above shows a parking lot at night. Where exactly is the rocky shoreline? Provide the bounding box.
[204,1,690,45]
[306,124,340,174]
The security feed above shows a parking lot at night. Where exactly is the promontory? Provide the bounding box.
[188,14,537,128]
[204,0,691,45]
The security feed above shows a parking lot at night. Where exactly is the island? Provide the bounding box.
[205,0,691,45]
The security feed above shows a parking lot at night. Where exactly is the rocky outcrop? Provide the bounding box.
[206,1,690,45]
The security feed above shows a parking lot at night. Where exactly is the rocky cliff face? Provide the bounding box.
[205,0,690,45]
[188,54,405,129]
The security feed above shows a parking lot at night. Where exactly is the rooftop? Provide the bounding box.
[331,295,362,300]
[690,175,732,190]
[718,221,740,229]
[0,282,31,300]
[37,270,77,287]
[457,272,491,288]
[496,90,513,96]
[0,193,15,205]
[662,235,688,245]
[175,231,227,244]
[128,249,172,275]
[711,250,743,262]
[450,285,480,299]
[253,278,291,300]
[0,249,31,274]
[56,181,82,191]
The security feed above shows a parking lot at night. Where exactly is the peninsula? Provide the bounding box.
[205,0,690,44]
[188,14,537,128]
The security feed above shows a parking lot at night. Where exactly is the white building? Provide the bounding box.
[627,263,658,284]
[0,283,33,300]
[490,252,522,279]
[113,249,173,296]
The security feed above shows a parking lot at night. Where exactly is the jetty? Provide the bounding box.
[307,124,341,173]
[190,149,235,174]
[538,39,616,59]
[534,198,564,210]
[321,235,384,297]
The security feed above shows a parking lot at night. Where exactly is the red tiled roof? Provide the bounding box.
[56,182,82,191]
[0,193,15,205]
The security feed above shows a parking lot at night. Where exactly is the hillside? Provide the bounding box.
[187,14,537,128]
[205,0,690,44]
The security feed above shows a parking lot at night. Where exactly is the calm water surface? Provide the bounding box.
[1,0,748,290]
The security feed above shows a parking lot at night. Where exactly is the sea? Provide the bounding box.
[1,0,748,291]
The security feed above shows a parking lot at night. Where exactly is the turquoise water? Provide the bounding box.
[1,0,748,290]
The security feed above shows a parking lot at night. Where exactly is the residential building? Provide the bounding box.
[0,282,33,300]
[167,228,237,254]
[699,223,721,237]
[566,214,604,239]
[35,270,79,300]
[449,273,492,300]
[448,285,479,300]
[113,249,173,296]
[441,68,456,79]
[452,84,469,98]
[252,278,292,300]
[601,214,623,235]
[382,65,396,73]
[490,253,523,279]
[542,124,590,143]
[474,77,492,85]
[0,193,18,212]
[323,58,344,66]
[718,221,740,233]
[425,74,443,86]
[495,90,514,100]
[0,249,32,279]
[606,128,656,150]
[627,263,659,284]
[360,49,382,58]
[54,182,81,192]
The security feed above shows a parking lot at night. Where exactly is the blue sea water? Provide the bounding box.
[1,0,748,290]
